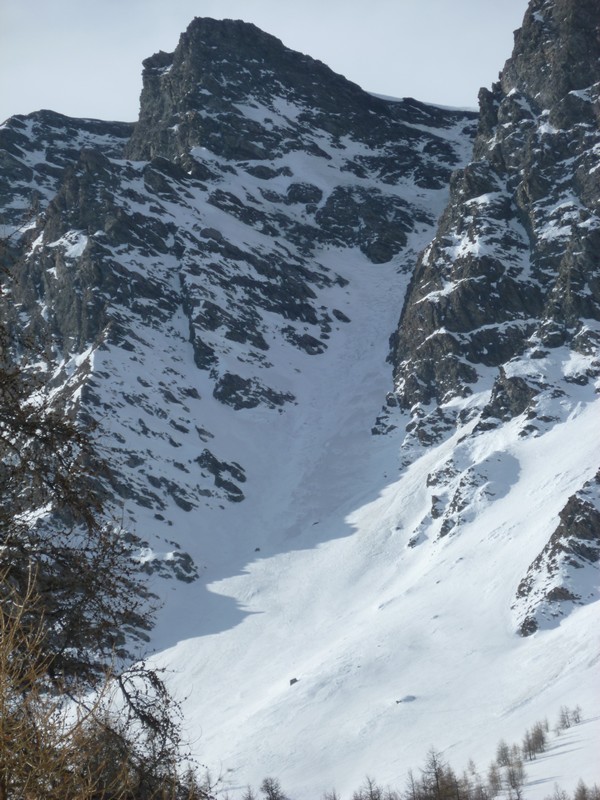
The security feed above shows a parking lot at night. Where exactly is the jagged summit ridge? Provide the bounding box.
[125,16,470,172]
[0,110,132,234]
[126,16,383,162]
[125,16,367,162]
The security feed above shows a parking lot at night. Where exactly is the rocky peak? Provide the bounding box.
[3,14,477,561]
[125,17,389,163]
[124,16,469,167]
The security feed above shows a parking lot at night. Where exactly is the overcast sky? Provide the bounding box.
[1,0,529,124]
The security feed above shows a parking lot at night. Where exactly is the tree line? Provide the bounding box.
[241,706,596,800]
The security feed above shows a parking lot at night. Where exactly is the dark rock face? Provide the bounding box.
[0,111,132,232]
[480,369,540,423]
[390,0,600,424]
[500,0,600,123]
[212,373,295,410]
[195,449,246,502]
[514,470,600,635]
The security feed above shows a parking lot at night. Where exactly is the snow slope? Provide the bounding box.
[109,219,598,796]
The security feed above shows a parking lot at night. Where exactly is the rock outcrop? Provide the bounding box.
[514,470,600,635]
[391,0,600,424]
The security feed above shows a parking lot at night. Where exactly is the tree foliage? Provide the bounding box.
[0,317,153,686]
[0,235,206,797]
[0,570,212,799]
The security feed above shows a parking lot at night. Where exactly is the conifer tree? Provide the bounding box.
[0,232,205,799]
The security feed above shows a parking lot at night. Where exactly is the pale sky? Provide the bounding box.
[0,0,529,124]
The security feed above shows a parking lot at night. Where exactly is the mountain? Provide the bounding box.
[1,1,598,797]
[1,17,477,584]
